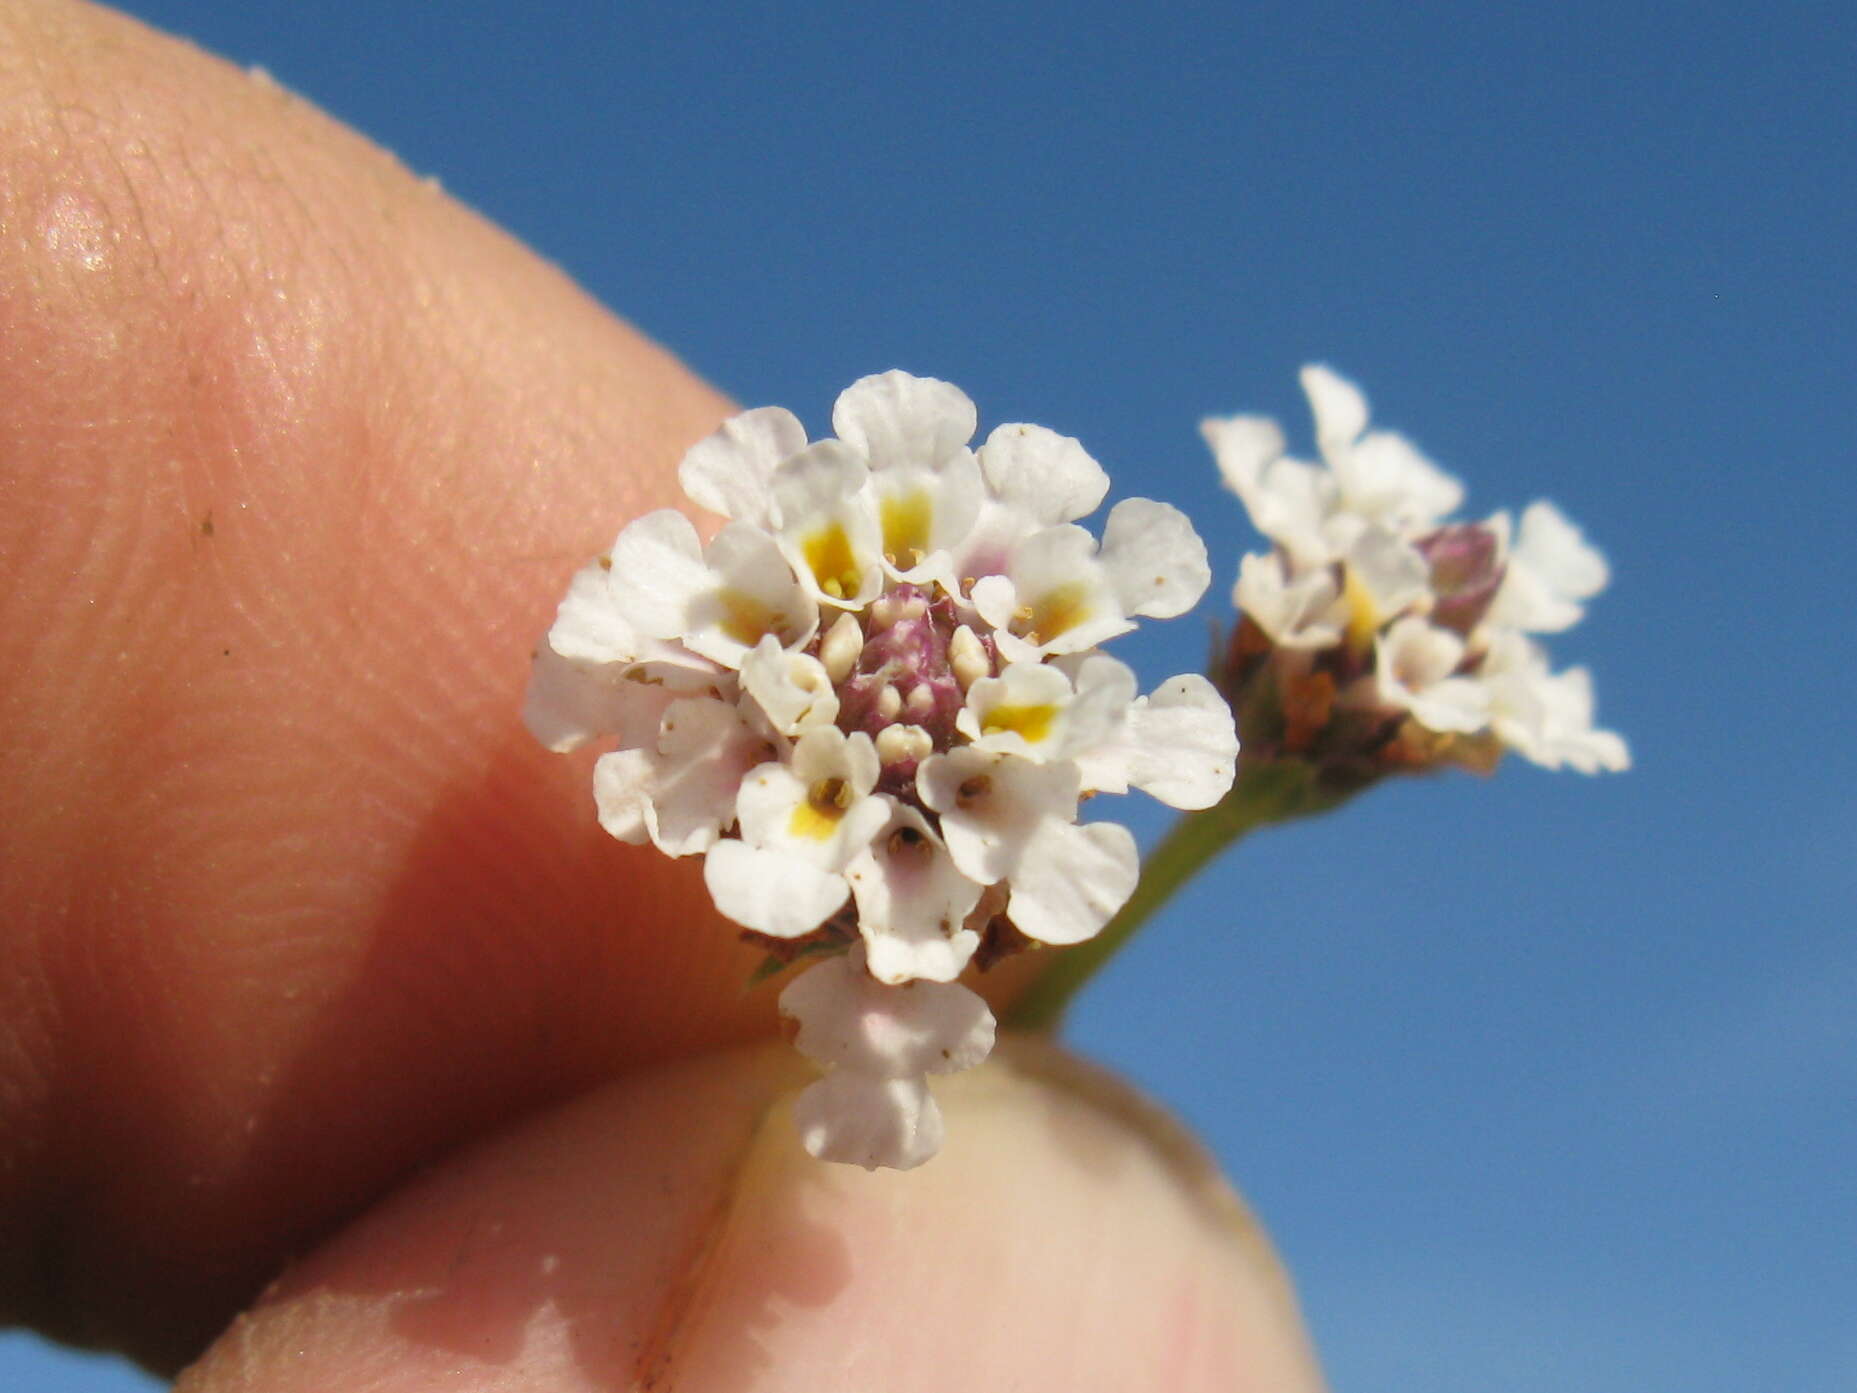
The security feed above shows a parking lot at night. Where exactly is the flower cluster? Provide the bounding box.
[527,371,1237,1168]
[1203,365,1628,786]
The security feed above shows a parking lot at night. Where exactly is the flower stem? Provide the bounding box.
[1002,759,1342,1032]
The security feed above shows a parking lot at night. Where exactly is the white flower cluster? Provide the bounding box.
[1203,365,1628,774]
[527,371,1237,1168]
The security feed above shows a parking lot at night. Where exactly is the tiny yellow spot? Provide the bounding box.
[719,589,778,646]
[981,702,1057,744]
[880,490,932,568]
[1341,566,1379,655]
[1017,583,1091,646]
[803,523,861,601]
[789,776,852,841]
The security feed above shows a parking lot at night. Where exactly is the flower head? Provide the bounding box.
[528,371,1237,1166]
[1203,366,1627,789]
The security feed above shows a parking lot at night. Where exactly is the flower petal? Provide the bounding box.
[591,748,655,844]
[522,645,676,752]
[831,370,977,474]
[918,748,1079,885]
[739,635,840,736]
[780,949,995,1075]
[647,697,764,856]
[1300,362,1370,458]
[703,839,849,937]
[847,807,982,985]
[678,405,807,527]
[1098,497,1211,619]
[977,422,1110,526]
[792,1072,944,1171]
[608,509,712,640]
[1006,819,1139,946]
[1121,674,1238,810]
[1201,413,1288,504]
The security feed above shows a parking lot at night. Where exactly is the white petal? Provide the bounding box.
[735,730,889,867]
[1515,500,1609,598]
[1201,413,1288,503]
[968,573,1018,631]
[683,523,817,666]
[1047,653,1142,779]
[522,644,677,752]
[739,635,839,735]
[546,559,638,665]
[770,440,883,609]
[918,748,1080,885]
[591,748,655,844]
[1005,525,1130,656]
[647,697,764,856]
[1375,616,1483,733]
[1381,615,1467,687]
[1248,455,1341,567]
[1098,497,1211,618]
[873,451,983,585]
[1006,819,1139,946]
[1120,674,1238,810]
[608,510,712,640]
[678,406,807,527]
[847,807,982,985]
[1301,363,1370,457]
[1233,552,1343,649]
[1489,500,1609,633]
[1339,429,1464,527]
[832,371,977,474]
[703,839,848,937]
[1345,526,1432,621]
[978,422,1110,525]
[1485,639,1629,773]
[792,1072,944,1171]
[780,948,995,1076]
[958,661,1075,759]
[1406,676,1493,735]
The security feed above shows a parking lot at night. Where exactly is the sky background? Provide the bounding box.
[7,2,1853,1389]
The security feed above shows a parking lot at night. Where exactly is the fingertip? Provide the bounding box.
[179,1040,1324,1393]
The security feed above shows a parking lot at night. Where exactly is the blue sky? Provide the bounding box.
[8,2,1853,1389]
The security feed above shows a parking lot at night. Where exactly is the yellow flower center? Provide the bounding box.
[789,775,852,841]
[719,588,779,647]
[880,489,932,569]
[1016,583,1091,646]
[803,522,862,600]
[981,702,1057,745]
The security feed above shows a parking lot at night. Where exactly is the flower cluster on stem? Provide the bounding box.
[526,372,1237,1168]
[1203,365,1629,795]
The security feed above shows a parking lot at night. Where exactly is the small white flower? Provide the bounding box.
[1070,669,1240,811]
[704,727,891,938]
[1487,500,1611,634]
[529,371,1238,1166]
[917,747,1139,946]
[593,696,765,857]
[1205,365,1625,774]
[780,946,995,1170]
[1371,616,1491,735]
[1482,630,1631,773]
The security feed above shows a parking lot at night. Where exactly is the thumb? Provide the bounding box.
[177,1038,1324,1393]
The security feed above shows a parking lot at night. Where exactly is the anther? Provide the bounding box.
[820,613,862,684]
[949,625,988,691]
[877,684,904,720]
[875,723,933,766]
[905,685,935,718]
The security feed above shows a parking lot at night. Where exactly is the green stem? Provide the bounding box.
[1002,759,1340,1032]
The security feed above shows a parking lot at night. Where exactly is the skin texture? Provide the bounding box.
[0,2,1323,1387]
